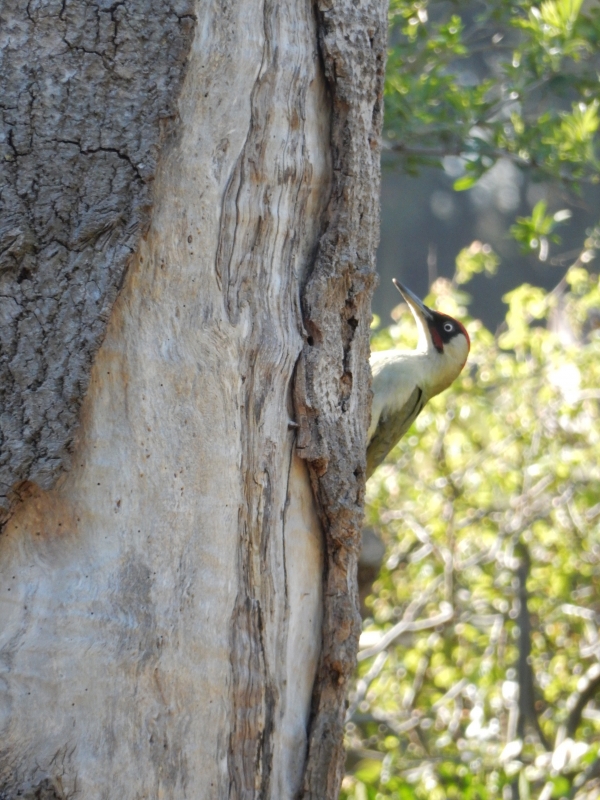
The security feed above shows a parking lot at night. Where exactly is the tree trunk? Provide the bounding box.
[0,0,386,798]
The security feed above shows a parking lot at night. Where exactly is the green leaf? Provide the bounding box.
[453,174,478,191]
[455,241,500,284]
[353,760,382,785]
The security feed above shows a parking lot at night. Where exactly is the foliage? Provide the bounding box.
[385,0,600,190]
[455,241,499,285]
[510,201,571,261]
[343,262,600,800]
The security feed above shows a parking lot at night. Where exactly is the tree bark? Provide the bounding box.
[0,0,386,798]
[0,0,196,519]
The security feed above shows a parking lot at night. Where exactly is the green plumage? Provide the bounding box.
[366,384,424,478]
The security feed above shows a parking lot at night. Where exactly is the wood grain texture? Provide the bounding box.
[294,0,388,797]
[0,0,196,521]
[215,1,332,796]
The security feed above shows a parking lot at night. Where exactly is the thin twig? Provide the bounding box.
[564,663,600,740]
[358,602,453,661]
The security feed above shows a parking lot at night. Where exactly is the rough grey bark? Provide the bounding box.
[0,0,387,798]
[0,0,195,520]
[295,2,387,796]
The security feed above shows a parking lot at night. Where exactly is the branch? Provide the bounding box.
[403,652,431,725]
[568,753,600,799]
[358,601,453,661]
[384,142,462,159]
[346,651,388,722]
[385,140,531,169]
[564,663,600,740]
[515,543,550,749]
[384,140,599,185]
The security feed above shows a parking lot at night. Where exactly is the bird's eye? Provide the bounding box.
[443,322,454,333]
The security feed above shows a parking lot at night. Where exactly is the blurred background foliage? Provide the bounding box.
[374,0,600,328]
[346,265,600,800]
[348,1,600,798]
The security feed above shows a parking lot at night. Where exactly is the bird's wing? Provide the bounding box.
[368,351,418,442]
[366,384,425,479]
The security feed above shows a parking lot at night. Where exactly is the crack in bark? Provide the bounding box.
[55,139,145,182]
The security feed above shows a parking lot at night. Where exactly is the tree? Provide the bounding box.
[0,1,387,797]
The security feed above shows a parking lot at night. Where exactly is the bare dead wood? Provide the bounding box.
[216,2,331,796]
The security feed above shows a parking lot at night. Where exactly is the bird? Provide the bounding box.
[366,280,470,478]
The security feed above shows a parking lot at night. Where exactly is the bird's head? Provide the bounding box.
[393,279,470,393]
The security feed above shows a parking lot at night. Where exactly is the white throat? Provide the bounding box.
[426,334,469,396]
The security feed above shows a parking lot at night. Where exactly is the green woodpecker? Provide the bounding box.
[366,280,470,478]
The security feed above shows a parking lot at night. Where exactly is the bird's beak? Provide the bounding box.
[393,280,434,321]
[392,279,434,351]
